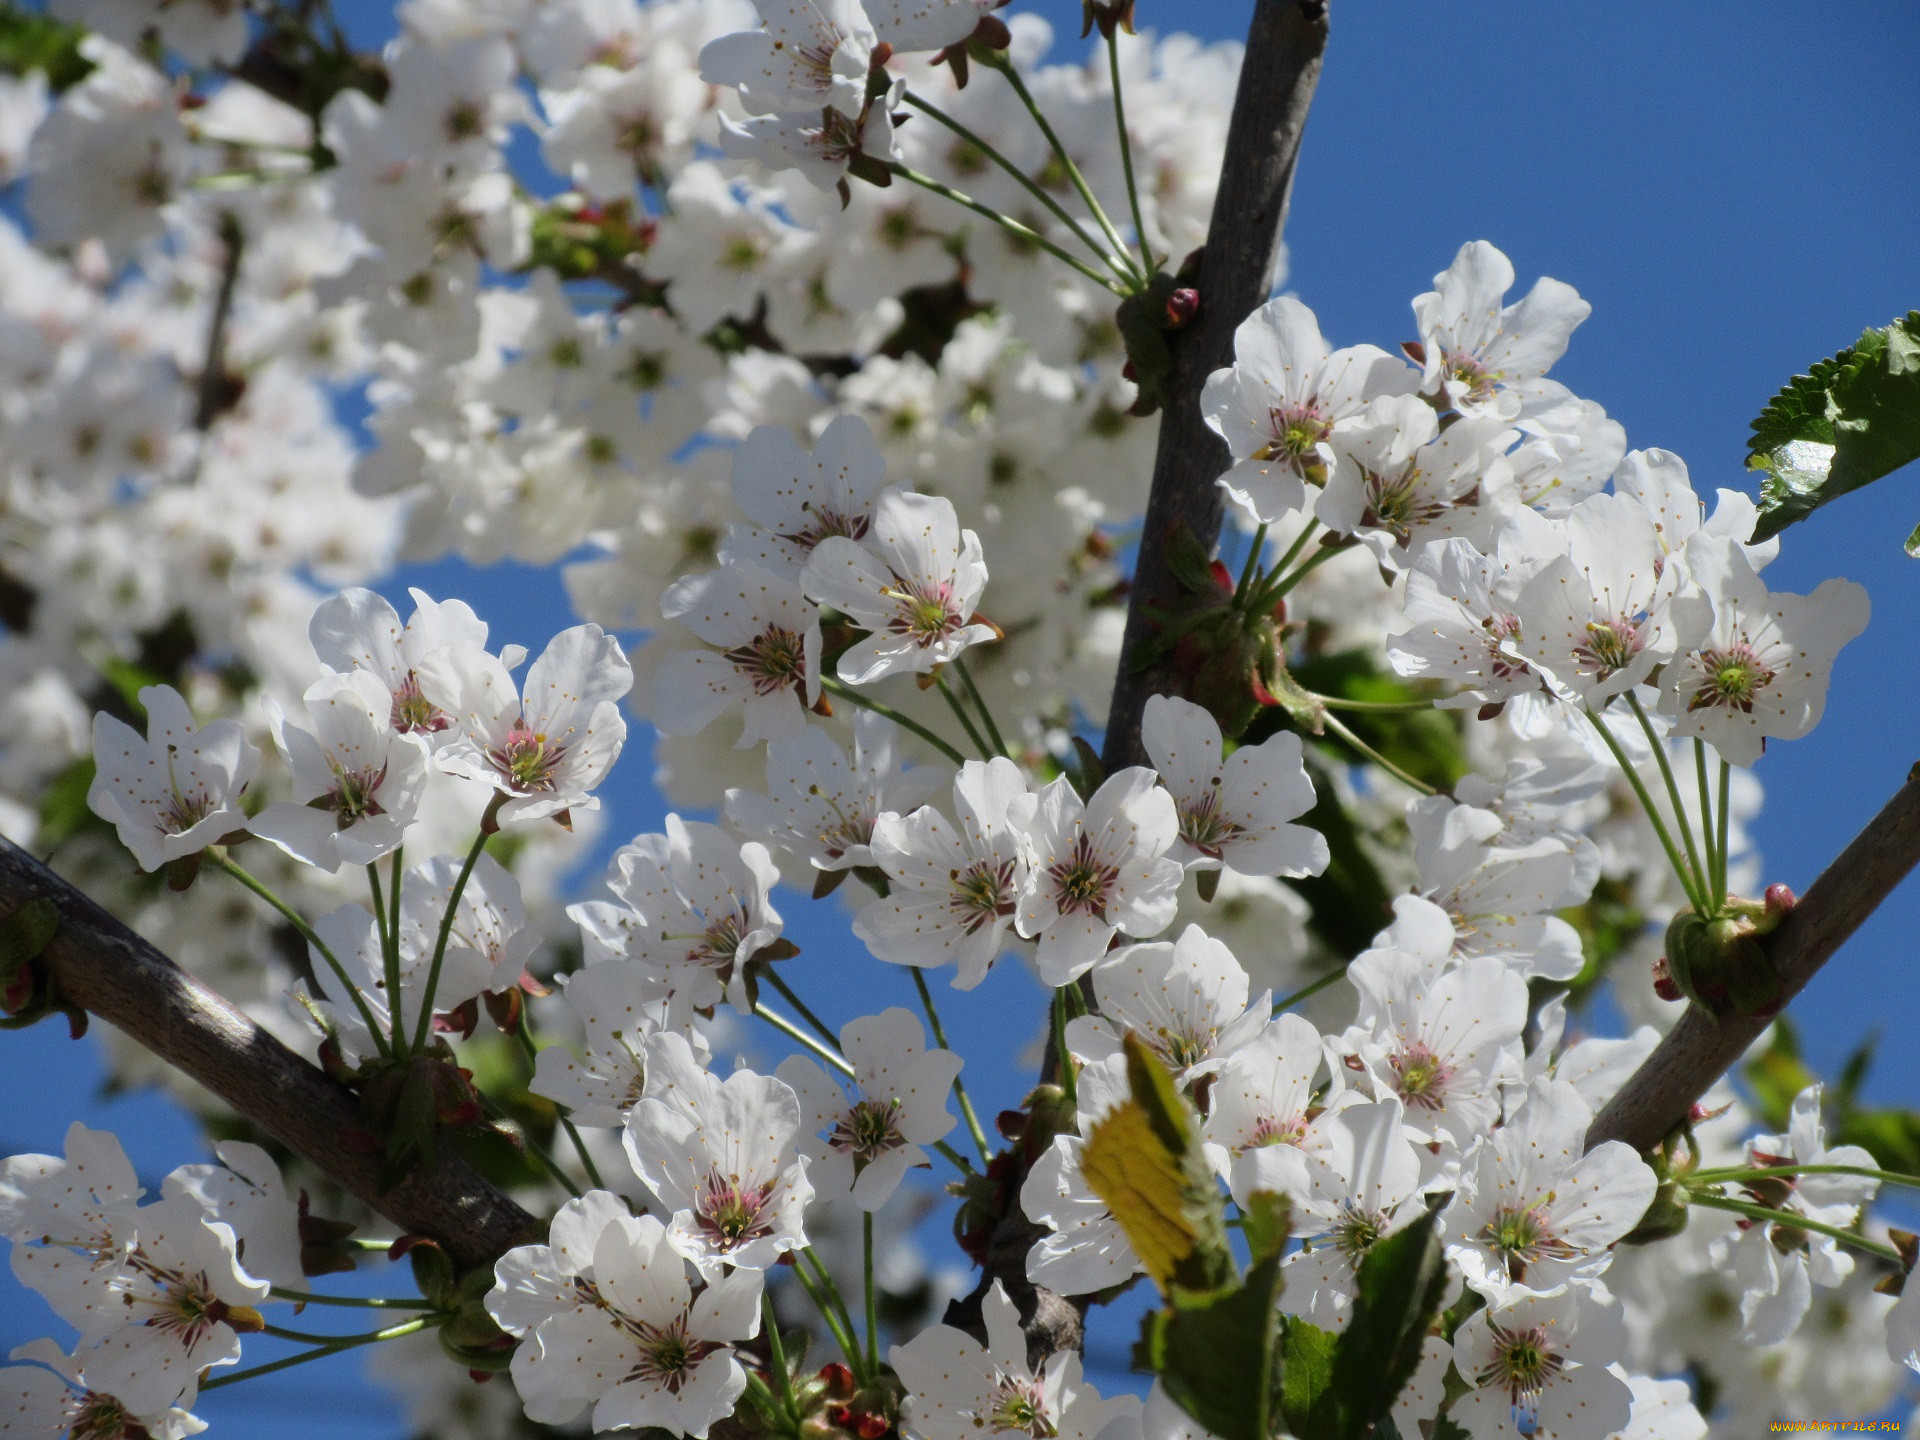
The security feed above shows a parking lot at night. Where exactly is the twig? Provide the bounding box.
[193,212,246,431]
[1586,767,1920,1154]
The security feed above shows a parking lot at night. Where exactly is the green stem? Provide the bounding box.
[1273,965,1350,1014]
[756,1003,854,1077]
[887,162,1128,296]
[912,969,991,1164]
[1105,26,1152,270]
[1051,987,1077,1103]
[932,1138,976,1174]
[790,1253,866,1381]
[368,860,405,1056]
[1690,1193,1901,1261]
[1311,694,1439,713]
[900,90,1132,279]
[387,846,405,1049]
[1270,540,1347,600]
[1319,712,1437,796]
[1264,520,1321,589]
[863,1212,879,1375]
[412,823,492,1052]
[1626,693,1709,912]
[982,55,1142,285]
[743,1371,791,1434]
[200,1317,433,1390]
[761,968,839,1049]
[213,856,390,1059]
[936,674,993,760]
[954,656,1009,759]
[344,1237,400,1251]
[1233,523,1269,604]
[1715,758,1732,910]
[479,1094,582,1198]
[1690,1163,1919,1190]
[762,1292,797,1423]
[1582,709,1707,914]
[269,1286,432,1309]
[801,1247,864,1370]
[822,676,967,766]
[1692,739,1719,912]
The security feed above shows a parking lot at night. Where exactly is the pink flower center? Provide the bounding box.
[1475,1322,1565,1437]
[1247,1113,1308,1150]
[1045,835,1119,922]
[948,859,1018,934]
[390,674,450,734]
[1177,784,1245,858]
[1687,641,1776,714]
[1389,1040,1453,1111]
[882,577,965,647]
[830,1097,907,1168]
[1575,616,1643,678]
[489,718,562,793]
[1255,399,1333,476]
[724,625,810,697]
[624,1310,722,1394]
[695,1172,779,1250]
[780,503,871,552]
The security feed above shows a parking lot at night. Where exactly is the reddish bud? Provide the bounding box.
[819,1364,856,1400]
[855,1413,889,1439]
[1764,883,1797,918]
[1651,954,1683,1003]
[468,1370,494,1384]
[1164,287,1200,329]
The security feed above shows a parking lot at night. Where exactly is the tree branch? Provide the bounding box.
[1585,766,1920,1153]
[0,838,540,1270]
[1100,0,1330,772]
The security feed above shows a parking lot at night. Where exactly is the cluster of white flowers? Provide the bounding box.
[0,1,1914,1439]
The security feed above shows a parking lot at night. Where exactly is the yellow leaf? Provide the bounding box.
[1081,1098,1196,1289]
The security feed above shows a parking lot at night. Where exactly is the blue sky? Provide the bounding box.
[4,3,1919,1431]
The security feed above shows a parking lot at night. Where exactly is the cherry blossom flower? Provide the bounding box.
[1317,392,1516,566]
[298,903,492,1064]
[1449,1287,1634,1440]
[698,0,877,122]
[160,1143,304,1292]
[0,1123,142,1342]
[87,686,258,874]
[397,851,538,999]
[1509,491,1697,709]
[81,1194,270,1415]
[1657,534,1868,767]
[530,962,708,1129]
[1202,1012,1333,1207]
[726,712,944,875]
[655,563,824,747]
[569,816,786,1015]
[419,625,632,824]
[1337,948,1527,1154]
[308,586,491,745]
[1278,1099,1426,1330]
[1505,396,1625,515]
[1411,799,1586,982]
[776,1007,962,1209]
[802,488,998,684]
[0,1338,204,1440]
[722,103,900,193]
[1064,925,1270,1085]
[855,756,1033,989]
[890,1280,1141,1440]
[720,415,891,579]
[1200,295,1417,525]
[1442,1078,1657,1300]
[1412,240,1592,420]
[1140,695,1328,879]
[623,1033,813,1278]
[250,671,431,871]
[1713,1083,1879,1345]
[487,1193,762,1438]
[1013,769,1184,986]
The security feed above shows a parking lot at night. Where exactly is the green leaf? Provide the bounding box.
[1279,1317,1339,1440]
[1137,1254,1286,1440]
[1079,1033,1235,1294]
[1749,311,1920,543]
[0,3,93,90]
[1328,1209,1450,1440]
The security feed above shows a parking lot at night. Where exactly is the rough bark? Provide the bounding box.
[0,838,540,1270]
[1100,0,1331,773]
[1586,767,1920,1153]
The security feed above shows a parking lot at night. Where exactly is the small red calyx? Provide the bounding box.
[1164,287,1200,329]
[1764,883,1797,918]
[819,1364,856,1400]
[1651,954,1683,1003]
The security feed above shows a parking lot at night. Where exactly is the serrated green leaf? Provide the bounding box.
[1906,520,1920,558]
[1328,1209,1449,1440]
[1139,1254,1285,1440]
[1279,1317,1340,1440]
[1749,312,1920,542]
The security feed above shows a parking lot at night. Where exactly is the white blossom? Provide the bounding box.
[656,563,824,747]
[1064,925,1269,1085]
[720,415,891,579]
[87,687,258,874]
[309,586,492,745]
[1448,1286,1633,1440]
[1412,240,1592,420]
[0,1338,204,1440]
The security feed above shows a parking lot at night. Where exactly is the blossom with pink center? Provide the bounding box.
[1412,240,1592,421]
[1064,924,1270,1085]
[623,1033,812,1279]
[1656,533,1868,767]
[655,562,824,747]
[87,685,258,874]
[1012,769,1183,986]
[1449,1287,1633,1440]
[417,624,631,824]
[1200,294,1418,526]
[308,585,491,746]
[0,1338,205,1440]
[1201,1012,1335,1207]
[801,486,998,684]
[719,414,891,579]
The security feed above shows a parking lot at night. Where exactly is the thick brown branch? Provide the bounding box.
[1585,767,1920,1153]
[1100,0,1330,772]
[0,838,540,1270]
